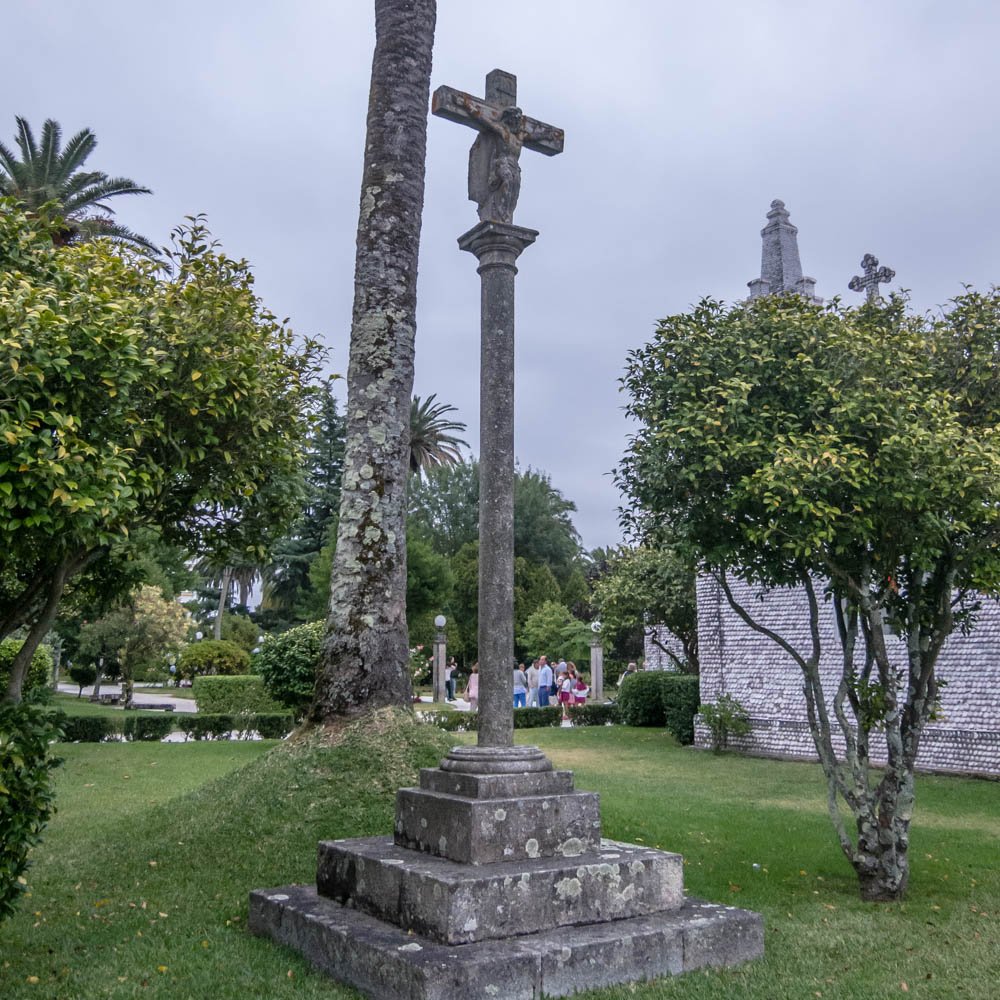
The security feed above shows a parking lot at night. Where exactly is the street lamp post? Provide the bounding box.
[432,615,447,704]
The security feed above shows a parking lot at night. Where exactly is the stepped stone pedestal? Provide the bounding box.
[249,747,764,998]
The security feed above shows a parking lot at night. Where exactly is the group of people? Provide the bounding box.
[443,655,592,720]
[514,656,588,719]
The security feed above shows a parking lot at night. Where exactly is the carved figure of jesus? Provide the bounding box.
[469,106,526,224]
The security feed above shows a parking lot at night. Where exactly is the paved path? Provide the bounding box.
[57,683,199,713]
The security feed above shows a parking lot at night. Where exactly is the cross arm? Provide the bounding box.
[432,85,564,156]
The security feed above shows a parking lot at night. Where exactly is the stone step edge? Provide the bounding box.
[249,883,764,1000]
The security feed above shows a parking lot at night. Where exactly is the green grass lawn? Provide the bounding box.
[1,718,996,999]
[51,693,174,720]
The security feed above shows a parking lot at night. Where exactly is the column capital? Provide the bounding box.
[458,220,538,267]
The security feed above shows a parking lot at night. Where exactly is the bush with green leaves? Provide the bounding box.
[177,639,249,681]
[660,674,700,745]
[176,713,293,741]
[0,702,63,923]
[700,694,752,752]
[416,706,562,732]
[67,662,97,697]
[60,716,119,743]
[255,621,324,714]
[193,675,283,716]
[121,715,174,742]
[615,671,668,726]
[0,640,52,697]
[566,703,619,726]
[615,671,700,743]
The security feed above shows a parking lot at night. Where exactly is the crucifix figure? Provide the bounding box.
[849,253,895,303]
[433,69,564,224]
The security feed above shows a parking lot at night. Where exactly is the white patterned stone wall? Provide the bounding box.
[694,575,1000,776]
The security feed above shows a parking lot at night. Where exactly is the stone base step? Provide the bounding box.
[249,883,764,1000]
[318,836,684,944]
[395,786,601,865]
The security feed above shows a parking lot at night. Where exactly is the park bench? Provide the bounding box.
[98,694,121,706]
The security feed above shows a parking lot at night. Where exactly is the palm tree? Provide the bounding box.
[409,394,469,475]
[0,117,156,253]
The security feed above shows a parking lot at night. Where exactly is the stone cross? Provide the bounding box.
[432,69,564,224]
[849,253,895,302]
[433,71,563,767]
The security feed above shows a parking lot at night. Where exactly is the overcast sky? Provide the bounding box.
[8,1,1000,549]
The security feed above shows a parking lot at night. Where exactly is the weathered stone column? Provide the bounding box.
[590,637,604,703]
[457,221,536,748]
[432,617,447,704]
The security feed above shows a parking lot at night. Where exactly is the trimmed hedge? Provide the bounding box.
[176,713,294,741]
[417,706,563,731]
[122,715,175,742]
[193,675,283,716]
[566,703,619,726]
[615,671,700,744]
[60,716,119,743]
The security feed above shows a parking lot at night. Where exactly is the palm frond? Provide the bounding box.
[38,119,62,187]
[409,393,470,476]
[73,216,160,255]
[56,127,97,180]
[14,117,38,170]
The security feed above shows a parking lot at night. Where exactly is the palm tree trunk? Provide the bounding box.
[214,566,233,641]
[312,0,437,720]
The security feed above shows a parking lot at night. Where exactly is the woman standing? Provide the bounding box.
[463,662,479,713]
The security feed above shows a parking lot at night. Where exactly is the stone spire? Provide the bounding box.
[747,199,821,303]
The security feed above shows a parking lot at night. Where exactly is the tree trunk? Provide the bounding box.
[3,557,72,703]
[90,657,104,703]
[214,566,233,641]
[312,0,437,720]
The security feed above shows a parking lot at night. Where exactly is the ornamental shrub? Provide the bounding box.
[193,675,283,716]
[0,639,53,697]
[699,693,752,752]
[60,717,119,743]
[255,621,324,714]
[566,703,619,726]
[177,639,249,680]
[121,715,174,742]
[660,674,700,745]
[175,712,293,740]
[177,714,235,740]
[68,662,97,697]
[615,671,667,726]
[0,702,63,924]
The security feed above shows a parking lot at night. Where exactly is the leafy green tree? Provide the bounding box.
[619,290,1000,901]
[409,394,468,475]
[408,460,480,557]
[77,586,189,708]
[405,533,453,648]
[0,205,322,702]
[0,117,154,252]
[263,384,346,626]
[518,600,592,663]
[592,544,698,671]
[256,621,324,716]
[513,468,584,583]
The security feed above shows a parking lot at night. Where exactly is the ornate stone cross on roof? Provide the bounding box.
[849,253,895,303]
[432,69,564,224]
